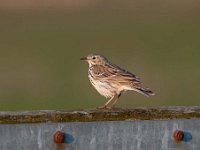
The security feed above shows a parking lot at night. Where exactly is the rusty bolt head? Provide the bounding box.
[173,130,184,141]
[53,131,65,143]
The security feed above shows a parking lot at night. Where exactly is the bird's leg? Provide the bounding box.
[111,93,121,108]
[98,95,116,109]
[111,98,118,108]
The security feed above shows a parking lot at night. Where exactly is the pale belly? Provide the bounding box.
[88,75,116,98]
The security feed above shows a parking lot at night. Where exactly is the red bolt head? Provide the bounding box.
[53,131,64,143]
[173,130,184,141]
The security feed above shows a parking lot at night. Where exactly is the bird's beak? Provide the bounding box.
[80,57,87,61]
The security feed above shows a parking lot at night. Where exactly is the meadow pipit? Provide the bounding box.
[81,54,154,109]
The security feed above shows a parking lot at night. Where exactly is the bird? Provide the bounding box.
[81,54,154,109]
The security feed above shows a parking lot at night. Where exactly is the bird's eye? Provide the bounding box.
[92,57,96,59]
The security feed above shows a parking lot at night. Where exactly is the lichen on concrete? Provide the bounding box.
[0,106,200,124]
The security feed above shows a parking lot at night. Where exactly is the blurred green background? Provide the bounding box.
[0,0,200,111]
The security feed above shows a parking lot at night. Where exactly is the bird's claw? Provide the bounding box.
[97,105,112,110]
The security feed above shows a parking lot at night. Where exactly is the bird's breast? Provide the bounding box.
[88,71,116,98]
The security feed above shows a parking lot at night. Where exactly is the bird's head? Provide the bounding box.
[80,54,108,66]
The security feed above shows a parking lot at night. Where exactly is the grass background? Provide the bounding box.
[0,0,200,110]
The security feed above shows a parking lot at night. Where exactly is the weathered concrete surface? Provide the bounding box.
[0,106,200,124]
[0,106,200,150]
[0,119,199,150]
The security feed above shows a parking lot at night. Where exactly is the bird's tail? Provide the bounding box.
[134,87,155,97]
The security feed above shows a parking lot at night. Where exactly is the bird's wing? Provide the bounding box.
[91,64,141,85]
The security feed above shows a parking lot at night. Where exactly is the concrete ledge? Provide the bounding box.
[0,106,200,124]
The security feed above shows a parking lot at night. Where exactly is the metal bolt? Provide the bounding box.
[53,131,65,144]
[173,130,184,141]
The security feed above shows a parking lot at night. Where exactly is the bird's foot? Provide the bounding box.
[97,105,112,110]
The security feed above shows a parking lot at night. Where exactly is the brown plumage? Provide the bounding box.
[81,54,154,109]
